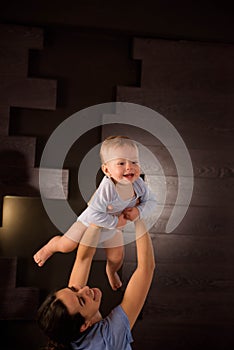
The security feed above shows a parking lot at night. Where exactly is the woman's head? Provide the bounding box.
[37,286,102,345]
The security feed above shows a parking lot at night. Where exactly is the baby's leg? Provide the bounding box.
[34,221,87,267]
[103,230,124,291]
[33,235,78,267]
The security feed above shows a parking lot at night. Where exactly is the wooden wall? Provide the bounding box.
[0,21,233,350]
[103,38,234,349]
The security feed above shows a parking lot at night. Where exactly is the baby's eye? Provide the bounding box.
[118,162,125,166]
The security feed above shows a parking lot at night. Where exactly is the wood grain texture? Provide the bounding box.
[0,287,39,320]
[0,136,36,167]
[0,257,17,288]
[0,47,28,77]
[146,175,233,206]
[0,167,69,201]
[102,111,234,151]
[0,24,43,49]
[123,233,234,265]
[33,167,69,200]
[132,38,234,89]
[0,77,57,110]
[0,105,9,135]
[131,322,234,350]
[151,205,233,236]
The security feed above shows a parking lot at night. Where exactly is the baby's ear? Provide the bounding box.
[102,164,110,177]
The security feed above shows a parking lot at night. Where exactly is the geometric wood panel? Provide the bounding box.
[0,24,43,49]
[103,103,234,150]
[0,77,57,110]
[0,136,36,167]
[0,257,17,288]
[150,205,233,236]
[0,24,69,223]
[132,322,234,350]
[0,287,39,320]
[108,37,234,350]
[147,175,234,206]
[0,167,69,199]
[0,47,28,77]
[0,256,39,320]
[123,234,234,265]
[0,105,10,135]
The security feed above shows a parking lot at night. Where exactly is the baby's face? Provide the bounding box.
[102,145,140,183]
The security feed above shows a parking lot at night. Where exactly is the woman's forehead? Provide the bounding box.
[56,288,79,314]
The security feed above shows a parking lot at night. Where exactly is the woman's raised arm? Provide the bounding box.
[120,219,155,329]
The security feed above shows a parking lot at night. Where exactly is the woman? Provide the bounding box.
[37,219,155,349]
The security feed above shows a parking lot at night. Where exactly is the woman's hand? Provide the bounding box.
[116,213,127,228]
[123,207,139,221]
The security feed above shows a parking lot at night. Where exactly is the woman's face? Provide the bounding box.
[56,285,102,321]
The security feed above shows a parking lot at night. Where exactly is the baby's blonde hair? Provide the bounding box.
[100,136,138,164]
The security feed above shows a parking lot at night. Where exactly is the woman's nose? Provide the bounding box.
[78,286,89,295]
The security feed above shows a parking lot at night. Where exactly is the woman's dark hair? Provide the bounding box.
[37,293,85,346]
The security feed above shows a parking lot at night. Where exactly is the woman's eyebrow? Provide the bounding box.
[67,286,78,292]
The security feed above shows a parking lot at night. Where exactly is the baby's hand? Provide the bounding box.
[123,207,139,221]
[116,214,127,228]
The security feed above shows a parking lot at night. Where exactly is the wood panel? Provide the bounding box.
[131,322,234,350]
[31,168,69,200]
[0,136,36,167]
[144,288,234,325]
[102,124,234,179]
[0,167,69,202]
[151,233,234,265]
[143,146,234,178]
[132,38,234,89]
[102,110,234,152]
[0,287,39,320]
[0,47,28,77]
[0,24,43,49]
[123,261,234,294]
[0,105,9,135]
[146,175,233,207]
[123,234,234,265]
[0,257,17,288]
[151,205,233,236]
[0,77,57,110]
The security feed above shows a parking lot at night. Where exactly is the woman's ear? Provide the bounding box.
[80,320,92,333]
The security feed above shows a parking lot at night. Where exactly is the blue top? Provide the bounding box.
[71,305,133,350]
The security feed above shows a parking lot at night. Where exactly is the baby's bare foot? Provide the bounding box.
[33,245,53,267]
[106,264,122,291]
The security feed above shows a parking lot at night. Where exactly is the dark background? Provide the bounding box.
[0,1,234,349]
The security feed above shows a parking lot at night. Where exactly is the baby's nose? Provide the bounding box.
[126,161,132,168]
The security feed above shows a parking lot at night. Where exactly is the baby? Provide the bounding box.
[34,136,157,290]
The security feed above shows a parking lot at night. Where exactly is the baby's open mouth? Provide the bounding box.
[123,173,134,179]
